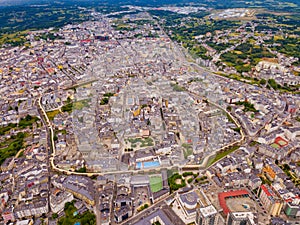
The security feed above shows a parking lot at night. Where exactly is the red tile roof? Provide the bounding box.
[261,184,272,197]
[218,189,249,215]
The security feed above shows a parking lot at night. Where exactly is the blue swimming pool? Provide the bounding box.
[136,162,142,169]
[136,161,160,169]
[144,161,160,168]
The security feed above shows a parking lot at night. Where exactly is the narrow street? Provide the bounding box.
[94,186,102,225]
[37,100,52,221]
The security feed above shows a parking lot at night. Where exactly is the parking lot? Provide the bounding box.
[133,186,151,213]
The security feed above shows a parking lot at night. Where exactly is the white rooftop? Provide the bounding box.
[199,205,217,217]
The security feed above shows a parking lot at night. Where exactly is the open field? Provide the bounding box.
[46,109,61,120]
[149,175,163,193]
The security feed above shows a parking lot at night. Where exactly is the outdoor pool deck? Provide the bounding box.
[136,160,160,169]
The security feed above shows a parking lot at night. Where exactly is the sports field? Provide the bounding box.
[271,143,280,149]
[149,175,163,193]
[274,136,288,147]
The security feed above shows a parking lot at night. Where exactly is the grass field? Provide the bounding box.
[149,176,163,193]
[278,140,287,146]
[46,109,61,120]
[58,202,95,225]
[271,143,280,149]
[0,30,30,46]
[207,145,240,167]
[0,132,27,165]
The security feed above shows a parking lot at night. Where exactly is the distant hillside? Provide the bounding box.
[0,0,298,36]
[0,0,299,8]
[0,0,48,6]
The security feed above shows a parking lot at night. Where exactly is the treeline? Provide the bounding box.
[0,114,39,165]
[169,20,239,37]
[168,173,186,191]
[0,5,91,35]
[0,132,26,165]
[221,42,275,73]
[0,115,39,135]
[273,37,300,58]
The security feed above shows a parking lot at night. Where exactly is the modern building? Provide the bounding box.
[284,202,300,218]
[196,189,220,225]
[226,212,255,225]
[173,188,221,225]
[176,190,200,223]
[196,205,218,225]
[218,190,249,215]
[258,185,283,216]
[133,206,185,225]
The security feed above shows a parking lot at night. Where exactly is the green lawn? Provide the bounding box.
[127,137,154,148]
[271,143,280,149]
[0,115,39,165]
[73,99,91,110]
[168,173,186,192]
[149,176,163,193]
[0,123,17,135]
[58,202,95,225]
[18,115,39,128]
[0,132,27,165]
[183,148,193,159]
[46,109,61,120]
[182,143,193,159]
[207,145,240,167]
[277,140,288,146]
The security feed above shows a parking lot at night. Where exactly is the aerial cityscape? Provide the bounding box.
[0,0,299,225]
